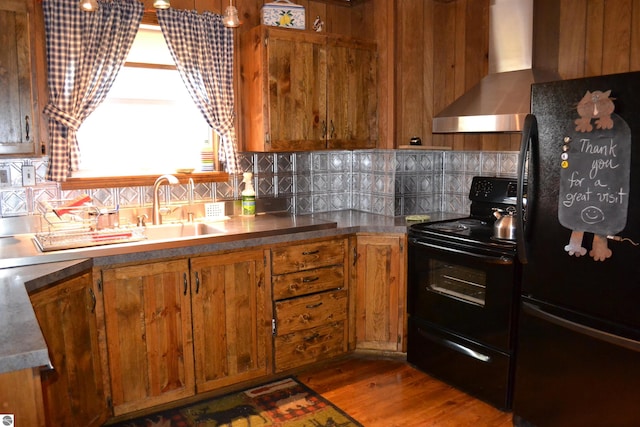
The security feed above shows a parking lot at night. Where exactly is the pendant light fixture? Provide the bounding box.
[153,0,171,9]
[223,0,241,28]
[79,0,98,12]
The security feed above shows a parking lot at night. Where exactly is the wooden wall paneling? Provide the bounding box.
[602,0,633,74]
[451,0,467,150]
[372,0,393,148]
[431,1,457,149]
[349,1,373,39]
[423,0,434,145]
[461,0,488,151]
[585,0,605,76]
[306,1,328,32]
[396,0,426,147]
[328,3,353,35]
[193,0,215,13]
[558,0,586,78]
[632,0,640,70]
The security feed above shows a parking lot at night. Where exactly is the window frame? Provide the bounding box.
[61,18,229,190]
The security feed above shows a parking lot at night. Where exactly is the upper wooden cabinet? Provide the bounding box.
[0,0,40,155]
[240,26,377,152]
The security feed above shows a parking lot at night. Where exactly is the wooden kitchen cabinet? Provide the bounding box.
[0,0,39,155]
[100,259,195,416]
[271,237,350,372]
[240,26,377,152]
[189,249,271,393]
[30,271,109,427]
[354,233,407,352]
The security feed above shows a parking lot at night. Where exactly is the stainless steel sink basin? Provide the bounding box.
[144,222,227,240]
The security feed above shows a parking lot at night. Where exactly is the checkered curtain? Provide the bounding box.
[157,9,238,174]
[42,0,143,181]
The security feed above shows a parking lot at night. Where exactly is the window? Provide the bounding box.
[75,24,214,177]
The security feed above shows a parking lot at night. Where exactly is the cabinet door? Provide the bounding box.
[30,272,109,427]
[190,249,271,393]
[0,0,38,154]
[101,259,194,415]
[266,29,327,151]
[327,39,377,149]
[355,234,407,351]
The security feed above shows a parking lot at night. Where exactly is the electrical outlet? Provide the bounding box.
[22,165,35,186]
[0,166,9,187]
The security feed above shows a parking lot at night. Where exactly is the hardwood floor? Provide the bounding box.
[298,354,514,427]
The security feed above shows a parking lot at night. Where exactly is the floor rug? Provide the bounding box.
[110,377,363,427]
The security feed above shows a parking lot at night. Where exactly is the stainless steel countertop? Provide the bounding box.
[0,210,441,375]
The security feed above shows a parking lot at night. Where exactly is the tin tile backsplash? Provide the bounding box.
[0,150,518,218]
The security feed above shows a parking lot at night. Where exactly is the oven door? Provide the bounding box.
[408,236,518,351]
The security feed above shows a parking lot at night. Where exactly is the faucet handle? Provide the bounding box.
[136,214,148,227]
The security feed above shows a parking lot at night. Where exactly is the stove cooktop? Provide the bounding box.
[409,217,517,254]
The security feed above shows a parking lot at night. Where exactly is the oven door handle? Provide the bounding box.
[409,238,514,265]
[416,326,491,363]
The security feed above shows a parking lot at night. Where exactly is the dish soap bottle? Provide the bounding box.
[241,172,256,216]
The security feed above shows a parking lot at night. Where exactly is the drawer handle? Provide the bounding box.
[302,250,320,255]
[304,332,320,342]
[302,276,319,283]
[306,302,323,309]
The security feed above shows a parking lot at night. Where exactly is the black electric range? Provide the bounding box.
[406,175,524,411]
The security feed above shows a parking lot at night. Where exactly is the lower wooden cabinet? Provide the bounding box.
[271,237,350,372]
[190,249,271,393]
[354,233,407,352]
[101,259,195,415]
[30,271,109,427]
[274,289,348,371]
[99,249,271,415]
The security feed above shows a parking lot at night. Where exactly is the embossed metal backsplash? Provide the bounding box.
[0,150,518,218]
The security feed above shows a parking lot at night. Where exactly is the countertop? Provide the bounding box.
[0,210,448,375]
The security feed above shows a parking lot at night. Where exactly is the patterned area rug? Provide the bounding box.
[111,377,362,427]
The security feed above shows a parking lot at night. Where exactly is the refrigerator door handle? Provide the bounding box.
[516,114,537,264]
[523,301,640,353]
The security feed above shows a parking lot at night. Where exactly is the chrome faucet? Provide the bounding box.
[152,174,179,225]
[187,177,195,222]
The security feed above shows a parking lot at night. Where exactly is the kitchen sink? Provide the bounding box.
[144,221,227,240]
[34,221,229,251]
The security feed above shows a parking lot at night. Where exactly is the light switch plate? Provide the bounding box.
[22,165,35,186]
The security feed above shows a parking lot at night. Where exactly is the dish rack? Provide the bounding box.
[34,199,146,252]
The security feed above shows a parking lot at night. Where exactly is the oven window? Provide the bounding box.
[428,260,487,306]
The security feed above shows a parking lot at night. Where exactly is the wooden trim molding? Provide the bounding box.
[60,172,230,190]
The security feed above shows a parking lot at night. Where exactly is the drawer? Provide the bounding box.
[272,265,344,300]
[274,289,347,335]
[271,239,345,275]
[274,321,347,372]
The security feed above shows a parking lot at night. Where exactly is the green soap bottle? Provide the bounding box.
[241,172,256,216]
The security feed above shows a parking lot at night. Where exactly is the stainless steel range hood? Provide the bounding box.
[432,0,561,133]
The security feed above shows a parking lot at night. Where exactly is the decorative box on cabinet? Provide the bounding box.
[271,237,350,372]
[239,26,377,152]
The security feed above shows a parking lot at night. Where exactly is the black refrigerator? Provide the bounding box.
[513,71,640,427]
